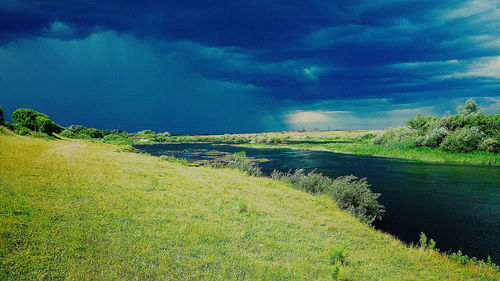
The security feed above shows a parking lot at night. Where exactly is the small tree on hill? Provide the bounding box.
[12,108,63,135]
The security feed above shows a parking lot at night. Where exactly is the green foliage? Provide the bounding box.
[479,137,499,153]
[457,98,482,116]
[61,125,104,139]
[0,105,4,124]
[151,132,171,142]
[12,108,43,130]
[212,153,262,177]
[114,145,135,153]
[238,201,248,213]
[424,127,448,147]
[137,129,155,135]
[11,108,62,135]
[440,127,484,153]
[419,232,436,250]
[354,133,376,142]
[159,155,188,166]
[271,169,384,224]
[373,127,424,148]
[448,250,499,271]
[35,115,63,135]
[375,99,498,154]
[329,248,346,265]
[417,233,499,270]
[251,136,283,144]
[407,114,432,131]
[225,155,263,177]
[221,134,249,143]
[419,232,427,248]
[233,151,246,158]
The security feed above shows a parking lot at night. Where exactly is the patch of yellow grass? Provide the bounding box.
[0,134,497,280]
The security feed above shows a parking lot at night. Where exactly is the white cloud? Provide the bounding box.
[445,56,500,79]
[444,0,497,21]
[286,111,333,125]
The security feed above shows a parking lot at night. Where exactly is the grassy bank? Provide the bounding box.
[0,134,498,280]
[240,141,500,166]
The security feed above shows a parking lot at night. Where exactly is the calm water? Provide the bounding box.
[135,142,500,262]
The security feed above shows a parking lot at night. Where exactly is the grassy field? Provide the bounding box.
[1,133,498,280]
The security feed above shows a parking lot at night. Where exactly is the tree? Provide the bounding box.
[457,98,482,116]
[0,105,4,124]
[35,115,62,135]
[11,108,62,135]
[12,108,48,130]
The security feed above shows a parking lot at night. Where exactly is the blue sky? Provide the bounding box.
[1,0,499,133]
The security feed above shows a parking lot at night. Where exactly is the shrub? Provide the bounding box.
[419,232,437,250]
[137,129,155,135]
[329,248,346,265]
[440,127,484,153]
[373,127,424,148]
[35,115,63,135]
[0,105,4,124]
[424,127,448,148]
[267,137,283,144]
[213,153,263,177]
[12,108,48,131]
[478,137,499,153]
[152,132,171,142]
[407,114,433,131]
[11,108,62,135]
[60,125,104,139]
[484,113,500,136]
[329,175,384,224]
[13,125,32,135]
[443,114,467,131]
[225,156,262,177]
[271,169,384,224]
[271,169,332,194]
[354,133,376,142]
[102,132,133,144]
[457,98,482,116]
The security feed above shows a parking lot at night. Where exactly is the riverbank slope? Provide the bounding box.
[0,134,497,280]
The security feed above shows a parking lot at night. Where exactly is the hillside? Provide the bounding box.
[0,134,498,280]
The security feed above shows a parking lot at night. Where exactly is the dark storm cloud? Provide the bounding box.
[0,0,499,131]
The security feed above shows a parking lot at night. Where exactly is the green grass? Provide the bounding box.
[239,141,500,166]
[1,134,498,280]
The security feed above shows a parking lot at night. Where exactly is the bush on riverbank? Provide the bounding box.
[212,152,263,177]
[271,169,384,224]
[374,99,499,153]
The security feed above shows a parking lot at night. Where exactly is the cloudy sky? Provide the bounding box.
[1,0,499,133]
